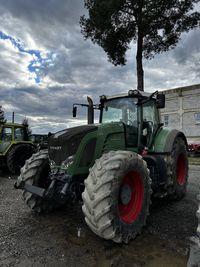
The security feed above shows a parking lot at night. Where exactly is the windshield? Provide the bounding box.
[14,127,25,141]
[101,98,137,125]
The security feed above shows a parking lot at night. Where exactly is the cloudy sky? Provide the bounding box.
[0,0,199,133]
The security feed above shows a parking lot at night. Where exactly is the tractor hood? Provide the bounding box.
[48,125,97,165]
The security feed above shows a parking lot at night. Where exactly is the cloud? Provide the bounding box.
[0,0,199,133]
[173,30,200,64]
[0,36,36,88]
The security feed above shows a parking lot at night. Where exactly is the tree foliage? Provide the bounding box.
[0,106,6,123]
[22,118,32,135]
[80,0,200,90]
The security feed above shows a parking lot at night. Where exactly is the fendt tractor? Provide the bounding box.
[15,90,188,243]
[0,121,35,174]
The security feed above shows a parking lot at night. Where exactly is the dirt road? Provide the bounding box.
[0,165,200,267]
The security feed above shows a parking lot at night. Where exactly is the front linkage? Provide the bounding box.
[15,150,82,211]
[16,172,75,201]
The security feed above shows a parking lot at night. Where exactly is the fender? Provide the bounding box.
[153,127,187,153]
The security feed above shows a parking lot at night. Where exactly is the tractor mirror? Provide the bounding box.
[72,106,77,117]
[156,94,165,109]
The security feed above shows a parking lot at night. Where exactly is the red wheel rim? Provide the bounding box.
[118,171,144,224]
[176,154,187,185]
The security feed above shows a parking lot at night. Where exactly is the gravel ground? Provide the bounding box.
[0,165,200,267]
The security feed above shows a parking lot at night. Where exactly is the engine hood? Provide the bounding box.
[48,125,97,165]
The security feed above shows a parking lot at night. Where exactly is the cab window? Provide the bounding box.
[142,101,159,147]
[14,128,24,141]
[2,127,12,141]
[102,98,138,147]
[102,98,137,125]
[143,101,159,127]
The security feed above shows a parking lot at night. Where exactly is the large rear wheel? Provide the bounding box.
[169,137,188,200]
[7,144,35,174]
[82,150,152,243]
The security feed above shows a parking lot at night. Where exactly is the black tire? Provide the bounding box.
[7,144,35,174]
[82,150,152,243]
[18,150,54,213]
[169,137,188,200]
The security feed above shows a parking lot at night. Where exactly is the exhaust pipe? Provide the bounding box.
[87,96,94,124]
[12,112,15,123]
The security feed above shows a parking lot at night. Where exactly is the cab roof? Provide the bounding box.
[0,122,25,128]
[100,89,153,102]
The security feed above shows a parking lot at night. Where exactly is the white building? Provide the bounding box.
[161,84,200,143]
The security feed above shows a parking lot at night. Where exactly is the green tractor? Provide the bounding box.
[30,134,49,150]
[0,122,35,174]
[15,90,188,243]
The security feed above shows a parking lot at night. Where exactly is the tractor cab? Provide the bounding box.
[0,123,29,154]
[73,89,165,151]
[0,122,34,174]
[99,90,164,149]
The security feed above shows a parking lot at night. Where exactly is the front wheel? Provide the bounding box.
[82,150,152,243]
[18,150,54,213]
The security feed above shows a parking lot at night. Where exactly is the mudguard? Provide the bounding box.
[153,127,187,153]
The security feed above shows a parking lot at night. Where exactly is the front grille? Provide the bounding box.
[48,125,97,165]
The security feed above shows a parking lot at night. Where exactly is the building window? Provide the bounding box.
[163,115,169,126]
[195,113,200,124]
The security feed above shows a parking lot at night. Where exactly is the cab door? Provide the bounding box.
[142,101,160,148]
[0,127,13,154]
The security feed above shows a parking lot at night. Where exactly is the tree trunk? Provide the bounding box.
[136,32,144,91]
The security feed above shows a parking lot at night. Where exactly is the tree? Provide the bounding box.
[22,118,32,135]
[80,0,200,91]
[0,106,6,123]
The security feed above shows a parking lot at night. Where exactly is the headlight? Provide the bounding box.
[61,155,75,169]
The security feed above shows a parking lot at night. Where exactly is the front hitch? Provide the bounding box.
[23,184,46,198]
[14,179,46,198]
[14,174,74,201]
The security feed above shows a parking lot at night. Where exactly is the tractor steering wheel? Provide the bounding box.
[127,120,137,127]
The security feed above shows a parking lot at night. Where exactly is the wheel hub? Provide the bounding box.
[120,184,132,205]
[118,171,144,224]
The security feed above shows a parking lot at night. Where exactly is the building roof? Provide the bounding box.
[161,84,200,94]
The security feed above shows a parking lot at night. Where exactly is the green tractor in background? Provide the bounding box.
[0,121,35,174]
[16,90,188,243]
[30,134,49,150]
